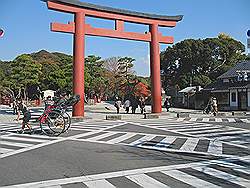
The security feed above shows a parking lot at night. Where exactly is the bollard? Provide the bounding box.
[106,115,122,120]
[144,113,159,119]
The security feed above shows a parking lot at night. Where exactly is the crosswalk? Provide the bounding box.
[176,117,250,123]
[0,132,60,157]
[0,120,127,158]
[70,120,124,132]
[4,156,250,188]
[71,130,246,157]
[128,119,250,147]
[0,120,123,133]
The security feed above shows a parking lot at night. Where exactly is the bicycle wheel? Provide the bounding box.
[62,112,71,132]
[47,111,65,136]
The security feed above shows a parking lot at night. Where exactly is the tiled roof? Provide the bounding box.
[45,0,183,22]
[218,60,250,79]
[203,80,250,91]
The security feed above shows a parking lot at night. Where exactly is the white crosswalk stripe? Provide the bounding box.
[0,148,15,154]
[228,118,236,122]
[0,133,58,156]
[197,130,250,137]
[126,174,170,188]
[87,132,118,141]
[161,169,220,188]
[192,166,250,187]
[207,141,223,154]
[106,132,137,144]
[130,134,156,146]
[179,137,199,151]
[84,179,116,188]
[1,141,34,148]
[155,136,176,148]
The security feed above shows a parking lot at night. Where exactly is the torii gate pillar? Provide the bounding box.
[73,12,85,117]
[150,24,162,113]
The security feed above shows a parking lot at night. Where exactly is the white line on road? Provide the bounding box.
[126,173,170,188]
[86,132,117,141]
[184,127,236,135]
[0,148,14,154]
[130,135,156,146]
[179,138,200,152]
[228,118,236,122]
[196,130,250,137]
[84,179,116,188]
[192,166,250,187]
[161,169,220,188]
[155,136,177,148]
[1,136,49,143]
[106,133,137,144]
[0,141,34,148]
[207,141,222,154]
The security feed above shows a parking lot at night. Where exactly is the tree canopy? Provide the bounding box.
[160,33,247,90]
[0,50,151,100]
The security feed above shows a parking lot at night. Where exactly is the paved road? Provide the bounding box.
[0,109,250,187]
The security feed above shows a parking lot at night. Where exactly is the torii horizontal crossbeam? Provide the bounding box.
[51,22,174,44]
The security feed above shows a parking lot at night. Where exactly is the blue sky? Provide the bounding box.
[0,0,249,76]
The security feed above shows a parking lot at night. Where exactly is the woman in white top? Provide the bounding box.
[123,99,131,113]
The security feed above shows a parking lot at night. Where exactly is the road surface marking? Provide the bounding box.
[207,141,222,154]
[161,169,220,188]
[84,179,116,188]
[106,133,137,144]
[126,174,170,188]
[179,138,200,151]
[192,166,250,187]
[0,141,34,148]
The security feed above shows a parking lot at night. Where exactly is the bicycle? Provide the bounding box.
[38,95,80,136]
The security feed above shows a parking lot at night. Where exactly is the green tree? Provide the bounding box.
[9,54,42,99]
[161,34,246,89]
[85,55,107,98]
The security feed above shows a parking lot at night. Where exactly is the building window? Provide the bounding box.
[232,92,236,102]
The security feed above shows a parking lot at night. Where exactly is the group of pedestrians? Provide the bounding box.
[114,96,146,114]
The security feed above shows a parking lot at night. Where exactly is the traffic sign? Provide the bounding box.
[0,29,4,37]
[247,30,250,37]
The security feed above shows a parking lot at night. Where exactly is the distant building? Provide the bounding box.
[203,60,250,111]
[178,86,203,109]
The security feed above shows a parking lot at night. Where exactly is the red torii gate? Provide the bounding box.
[45,0,182,117]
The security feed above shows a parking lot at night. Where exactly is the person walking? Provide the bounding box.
[12,99,18,115]
[114,97,122,114]
[139,97,146,114]
[123,99,131,113]
[164,98,171,112]
[131,96,138,114]
[15,99,32,134]
[212,97,218,116]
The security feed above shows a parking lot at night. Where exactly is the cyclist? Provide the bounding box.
[15,99,32,134]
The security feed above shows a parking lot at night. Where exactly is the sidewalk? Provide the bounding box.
[1,103,249,123]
